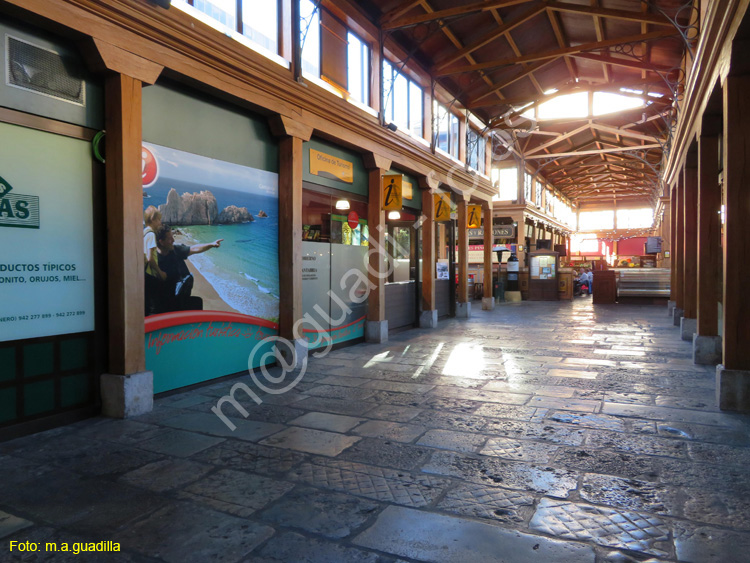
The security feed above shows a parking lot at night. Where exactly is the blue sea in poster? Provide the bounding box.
[142,142,279,321]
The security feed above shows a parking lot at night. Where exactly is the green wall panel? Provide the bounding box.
[60,338,87,371]
[142,81,277,173]
[61,373,90,408]
[23,380,54,416]
[23,342,53,378]
[0,388,16,423]
[303,138,368,196]
[0,347,15,382]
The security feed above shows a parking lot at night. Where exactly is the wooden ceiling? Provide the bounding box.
[366,0,693,209]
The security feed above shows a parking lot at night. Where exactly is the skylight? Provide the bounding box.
[593,92,645,116]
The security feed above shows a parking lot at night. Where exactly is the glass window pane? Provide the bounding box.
[193,0,236,29]
[300,0,320,76]
[409,81,423,137]
[383,61,394,122]
[242,0,277,53]
[347,32,369,106]
[616,207,654,229]
[450,114,459,158]
[436,103,449,153]
[393,72,409,130]
[579,210,615,231]
[495,167,517,201]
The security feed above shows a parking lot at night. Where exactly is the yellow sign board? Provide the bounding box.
[382,175,402,211]
[309,148,354,184]
[403,180,413,200]
[434,193,451,222]
[468,205,482,228]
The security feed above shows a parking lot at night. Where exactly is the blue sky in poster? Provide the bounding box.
[143,142,280,321]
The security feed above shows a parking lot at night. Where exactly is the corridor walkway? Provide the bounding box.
[2,300,750,562]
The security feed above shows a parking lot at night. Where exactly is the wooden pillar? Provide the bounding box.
[669,194,677,292]
[364,153,392,340]
[721,74,750,370]
[419,176,437,327]
[105,73,145,376]
[269,116,312,349]
[683,158,698,320]
[456,197,470,316]
[697,133,720,337]
[517,164,525,203]
[482,201,494,309]
[673,177,685,315]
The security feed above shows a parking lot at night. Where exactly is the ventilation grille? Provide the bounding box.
[6,35,85,105]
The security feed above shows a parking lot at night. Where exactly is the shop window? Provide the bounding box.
[302,189,369,245]
[383,61,424,137]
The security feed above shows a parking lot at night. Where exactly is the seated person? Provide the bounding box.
[154,226,222,313]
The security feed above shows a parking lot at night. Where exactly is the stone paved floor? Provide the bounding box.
[2,299,750,562]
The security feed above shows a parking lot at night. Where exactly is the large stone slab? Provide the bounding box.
[261,426,360,456]
[354,505,595,562]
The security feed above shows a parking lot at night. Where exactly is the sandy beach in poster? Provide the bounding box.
[173,229,278,322]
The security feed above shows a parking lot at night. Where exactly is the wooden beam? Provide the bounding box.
[546,1,673,26]
[436,29,678,77]
[590,123,662,143]
[85,38,163,83]
[483,202,494,301]
[469,58,560,105]
[367,166,387,322]
[277,134,305,341]
[105,74,144,375]
[721,74,750,370]
[525,123,592,155]
[569,53,674,74]
[421,179,436,316]
[380,0,424,24]
[457,199,469,304]
[524,143,661,159]
[697,134,720,337]
[435,3,547,70]
[382,0,532,29]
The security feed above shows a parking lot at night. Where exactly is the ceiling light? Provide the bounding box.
[335,199,350,210]
[388,211,401,220]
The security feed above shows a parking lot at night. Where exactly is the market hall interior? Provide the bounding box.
[1,0,750,562]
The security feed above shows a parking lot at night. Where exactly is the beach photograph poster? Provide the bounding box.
[141,142,280,393]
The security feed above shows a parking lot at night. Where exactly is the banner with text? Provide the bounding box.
[0,123,95,342]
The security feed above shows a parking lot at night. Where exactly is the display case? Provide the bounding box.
[528,251,559,301]
[616,268,671,297]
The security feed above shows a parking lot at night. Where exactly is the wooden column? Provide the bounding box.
[722,74,750,370]
[482,201,494,309]
[673,178,685,312]
[669,194,676,292]
[683,158,698,320]
[697,133,720,336]
[419,176,437,325]
[105,74,145,376]
[269,116,312,342]
[363,153,392,330]
[457,198,469,305]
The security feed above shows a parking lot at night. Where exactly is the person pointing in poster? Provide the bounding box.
[154,225,223,313]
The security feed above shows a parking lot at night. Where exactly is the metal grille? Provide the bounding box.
[6,35,85,105]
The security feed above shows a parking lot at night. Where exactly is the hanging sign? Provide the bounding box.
[347,211,359,229]
[402,180,413,200]
[467,205,482,228]
[434,193,451,222]
[309,148,354,183]
[382,175,402,211]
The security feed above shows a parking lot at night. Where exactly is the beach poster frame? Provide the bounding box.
[142,142,280,393]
